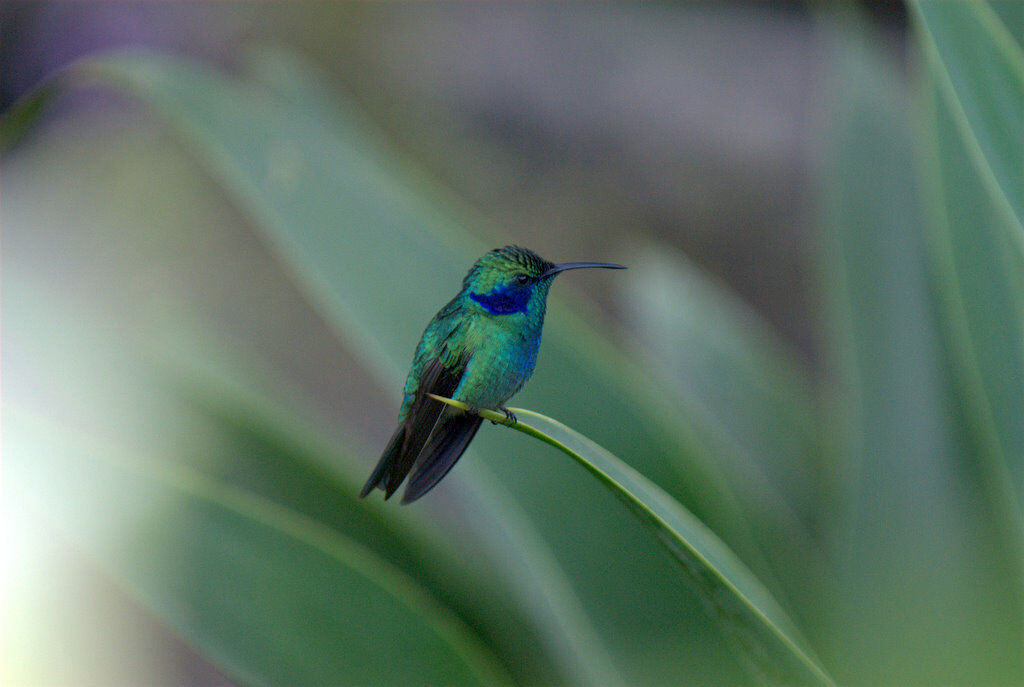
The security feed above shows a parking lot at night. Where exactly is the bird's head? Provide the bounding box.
[463,245,624,316]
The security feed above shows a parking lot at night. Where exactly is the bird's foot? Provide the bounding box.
[491,407,517,426]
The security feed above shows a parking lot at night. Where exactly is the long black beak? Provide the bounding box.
[541,262,626,279]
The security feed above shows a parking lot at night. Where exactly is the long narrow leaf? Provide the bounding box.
[428,394,836,687]
[6,407,514,687]
[619,244,833,624]
[813,13,1023,685]
[911,0,1024,519]
[911,0,1024,232]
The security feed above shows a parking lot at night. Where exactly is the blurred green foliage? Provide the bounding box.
[3,3,1021,686]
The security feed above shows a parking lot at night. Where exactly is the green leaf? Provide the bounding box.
[918,67,1024,557]
[6,407,513,687]
[911,0,1024,521]
[813,13,1023,685]
[2,266,520,684]
[428,395,836,687]
[619,243,831,624]
[621,245,818,503]
[911,0,1024,233]
[911,7,1024,680]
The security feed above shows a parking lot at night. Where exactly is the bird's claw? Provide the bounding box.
[490,407,517,426]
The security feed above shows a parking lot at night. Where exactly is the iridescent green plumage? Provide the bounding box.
[360,245,624,503]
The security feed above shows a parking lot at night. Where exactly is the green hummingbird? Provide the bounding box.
[360,245,625,504]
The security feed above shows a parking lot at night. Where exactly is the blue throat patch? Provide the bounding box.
[471,284,530,315]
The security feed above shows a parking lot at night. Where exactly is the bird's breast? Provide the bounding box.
[453,317,542,409]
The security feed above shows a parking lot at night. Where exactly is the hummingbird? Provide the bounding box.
[360,245,625,504]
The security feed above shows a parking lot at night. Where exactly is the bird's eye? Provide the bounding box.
[515,273,530,285]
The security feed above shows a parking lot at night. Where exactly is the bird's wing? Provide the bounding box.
[385,354,466,497]
[360,350,468,500]
[401,411,483,503]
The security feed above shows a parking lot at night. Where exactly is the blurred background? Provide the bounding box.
[0,1,912,364]
[3,2,1021,686]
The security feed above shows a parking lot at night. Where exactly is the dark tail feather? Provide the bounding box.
[401,413,483,504]
[360,425,405,498]
[386,396,447,496]
[363,357,468,501]
[362,395,450,499]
